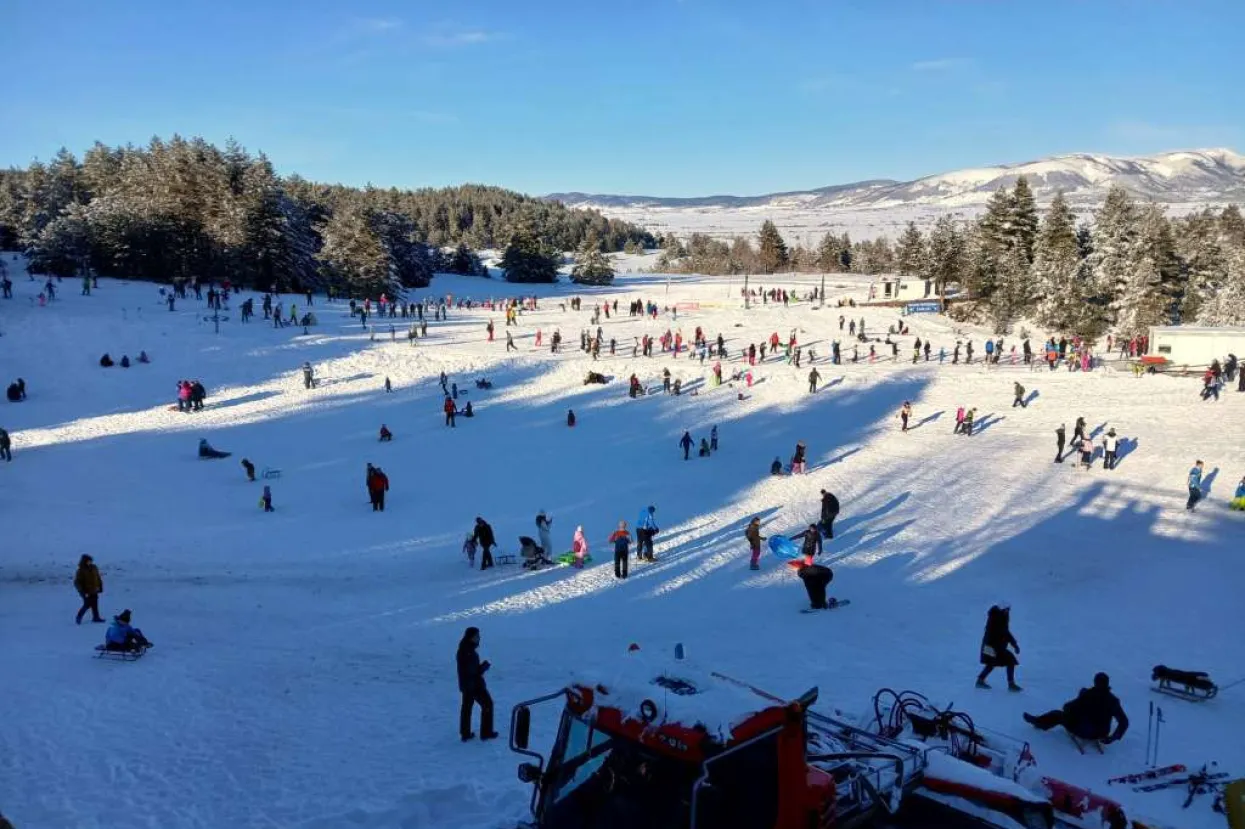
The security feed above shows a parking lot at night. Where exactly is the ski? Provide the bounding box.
[1109,764,1186,785]
[800,599,851,614]
[1134,772,1228,793]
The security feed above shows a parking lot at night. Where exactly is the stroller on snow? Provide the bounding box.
[518,536,553,570]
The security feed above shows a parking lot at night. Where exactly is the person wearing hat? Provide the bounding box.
[636,506,659,562]
[744,517,765,571]
[975,604,1021,691]
[104,609,153,653]
[73,554,105,625]
[1102,429,1119,470]
[1023,672,1129,745]
[472,517,496,570]
[456,627,497,742]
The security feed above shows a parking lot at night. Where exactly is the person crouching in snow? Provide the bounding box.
[770,457,784,476]
[261,485,274,512]
[567,409,576,427]
[975,604,1021,691]
[105,609,153,652]
[698,438,711,457]
[379,424,393,442]
[571,526,589,568]
[745,517,765,570]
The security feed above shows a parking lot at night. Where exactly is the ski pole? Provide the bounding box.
[1146,701,1154,767]
[1154,706,1164,767]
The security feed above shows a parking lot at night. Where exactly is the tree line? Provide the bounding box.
[656,181,1245,334]
[0,136,655,296]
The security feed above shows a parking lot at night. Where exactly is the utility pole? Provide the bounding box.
[744,274,750,309]
[819,272,826,309]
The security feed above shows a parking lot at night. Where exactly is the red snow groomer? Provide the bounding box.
[507,652,1053,829]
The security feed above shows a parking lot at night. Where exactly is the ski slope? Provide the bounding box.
[2,255,1243,829]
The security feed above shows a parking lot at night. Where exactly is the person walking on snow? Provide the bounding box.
[679,431,694,461]
[0,427,10,462]
[367,465,389,511]
[636,506,659,562]
[1187,460,1205,511]
[456,627,497,742]
[808,367,821,394]
[954,406,965,434]
[1078,435,1094,469]
[710,425,718,452]
[1054,424,1066,463]
[74,554,105,624]
[1013,382,1027,408]
[473,517,496,570]
[536,511,553,559]
[820,489,840,538]
[1072,416,1087,445]
[571,526,588,568]
[745,517,765,570]
[261,485,274,512]
[610,521,633,578]
[1102,429,1119,470]
[975,603,1022,691]
[962,408,976,436]
[899,401,912,432]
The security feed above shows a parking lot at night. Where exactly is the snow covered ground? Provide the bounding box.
[2,255,1243,829]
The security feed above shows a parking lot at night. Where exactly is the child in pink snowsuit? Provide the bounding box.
[572,526,588,568]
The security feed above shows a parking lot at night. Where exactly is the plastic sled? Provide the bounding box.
[768,536,801,560]
[94,644,147,662]
[556,552,592,566]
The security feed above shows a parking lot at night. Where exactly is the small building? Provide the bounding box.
[1148,325,1245,369]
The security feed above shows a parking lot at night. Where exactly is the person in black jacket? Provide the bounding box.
[456,626,497,742]
[793,524,822,563]
[975,604,1022,691]
[1024,672,1129,744]
[473,517,496,570]
[819,489,840,538]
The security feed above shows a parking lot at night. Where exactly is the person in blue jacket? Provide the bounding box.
[1186,460,1204,511]
[105,609,153,652]
[636,506,659,562]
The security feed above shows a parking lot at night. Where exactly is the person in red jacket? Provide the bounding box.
[444,396,456,428]
[367,466,389,511]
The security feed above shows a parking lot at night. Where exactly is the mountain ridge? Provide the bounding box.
[547,148,1245,211]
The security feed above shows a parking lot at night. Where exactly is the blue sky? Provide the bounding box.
[3,0,1242,196]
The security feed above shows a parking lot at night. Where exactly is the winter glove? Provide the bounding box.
[481,660,491,673]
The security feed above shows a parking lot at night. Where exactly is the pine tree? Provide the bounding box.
[1113,204,1180,335]
[1173,209,1227,322]
[1030,192,1082,330]
[1220,204,1245,249]
[815,232,839,272]
[571,237,615,285]
[1089,185,1141,331]
[316,205,394,297]
[1010,175,1039,263]
[966,187,1013,299]
[988,244,1032,333]
[446,241,484,276]
[925,215,965,300]
[1195,243,1245,325]
[501,228,560,283]
[895,222,929,278]
[756,220,788,273]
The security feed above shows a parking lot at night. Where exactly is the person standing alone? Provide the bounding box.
[745,517,765,571]
[610,521,632,578]
[1187,460,1205,510]
[74,554,105,624]
[456,627,497,742]
[975,604,1021,691]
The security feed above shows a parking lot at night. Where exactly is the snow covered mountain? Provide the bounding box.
[548,148,1245,211]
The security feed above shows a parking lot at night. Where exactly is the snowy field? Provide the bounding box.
[2,255,1243,829]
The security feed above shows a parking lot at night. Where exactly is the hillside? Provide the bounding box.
[2,256,1244,829]
[548,148,1245,211]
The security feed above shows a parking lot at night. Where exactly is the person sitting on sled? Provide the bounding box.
[379,424,393,442]
[1232,476,1245,511]
[1024,672,1129,745]
[571,525,589,568]
[519,535,550,569]
[105,609,153,652]
[770,457,784,476]
[698,438,711,457]
[461,401,474,418]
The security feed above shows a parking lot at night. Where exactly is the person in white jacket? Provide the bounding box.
[536,510,553,557]
[1102,429,1120,470]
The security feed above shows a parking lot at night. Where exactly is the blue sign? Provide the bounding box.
[905,301,940,315]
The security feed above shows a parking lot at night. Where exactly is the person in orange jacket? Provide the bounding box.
[444,396,456,428]
[367,466,389,511]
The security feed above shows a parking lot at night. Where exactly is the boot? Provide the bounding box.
[1008,683,1023,692]
[975,679,991,689]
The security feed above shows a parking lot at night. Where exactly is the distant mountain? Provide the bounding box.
[547,149,1245,211]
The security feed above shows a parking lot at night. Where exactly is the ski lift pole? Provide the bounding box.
[1146,701,1153,767]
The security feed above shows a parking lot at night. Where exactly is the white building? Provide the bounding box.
[1148,326,1245,369]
